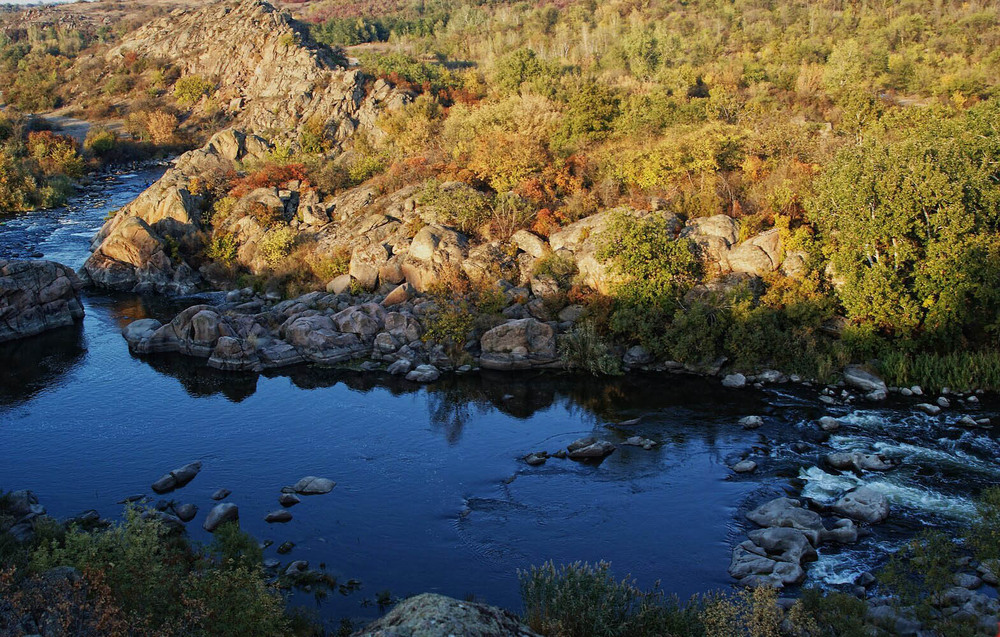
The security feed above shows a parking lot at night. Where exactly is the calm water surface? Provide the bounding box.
[1,168,997,625]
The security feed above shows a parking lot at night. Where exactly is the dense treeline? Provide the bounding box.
[294,0,1000,385]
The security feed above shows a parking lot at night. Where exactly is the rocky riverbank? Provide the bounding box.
[0,260,84,343]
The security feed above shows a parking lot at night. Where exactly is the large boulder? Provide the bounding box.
[401,225,469,292]
[680,214,739,270]
[353,593,539,637]
[843,365,888,394]
[480,318,558,370]
[831,486,890,524]
[727,229,782,276]
[746,497,825,545]
[0,260,85,343]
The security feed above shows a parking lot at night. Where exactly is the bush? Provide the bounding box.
[84,127,118,157]
[969,486,1000,567]
[258,227,297,266]
[206,233,239,266]
[519,561,703,637]
[173,74,214,105]
[597,212,702,355]
[26,131,84,178]
[560,322,623,376]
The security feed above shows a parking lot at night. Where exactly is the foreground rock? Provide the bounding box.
[0,260,85,343]
[353,593,539,637]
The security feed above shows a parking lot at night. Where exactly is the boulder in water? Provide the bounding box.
[203,503,239,532]
[293,476,336,495]
[831,486,890,524]
[151,461,202,494]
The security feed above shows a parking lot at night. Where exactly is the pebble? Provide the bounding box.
[732,460,757,473]
[211,488,231,501]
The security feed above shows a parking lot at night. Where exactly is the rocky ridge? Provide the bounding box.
[83,0,409,294]
[104,0,405,142]
[0,260,85,343]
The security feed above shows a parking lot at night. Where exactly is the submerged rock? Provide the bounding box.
[739,415,763,429]
[174,503,198,522]
[843,365,887,394]
[265,510,293,523]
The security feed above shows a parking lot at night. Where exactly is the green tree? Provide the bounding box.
[810,104,1000,343]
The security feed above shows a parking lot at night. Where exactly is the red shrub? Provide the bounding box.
[229,163,310,198]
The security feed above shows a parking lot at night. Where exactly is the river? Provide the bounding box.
[0,167,997,626]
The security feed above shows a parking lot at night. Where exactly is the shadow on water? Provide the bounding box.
[0,323,86,408]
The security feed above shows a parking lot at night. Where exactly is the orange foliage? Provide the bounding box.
[229,163,311,198]
[531,207,570,237]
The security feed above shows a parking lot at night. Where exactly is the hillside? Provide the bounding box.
[5,0,1000,387]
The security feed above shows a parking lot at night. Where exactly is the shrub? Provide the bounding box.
[422,297,476,355]
[229,163,309,198]
[258,227,297,266]
[173,74,214,105]
[699,586,781,637]
[26,131,84,178]
[597,212,702,355]
[810,104,1000,343]
[879,530,957,613]
[968,486,1000,567]
[206,233,239,266]
[560,322,623,376]
[787,589,873,637]
[0,152,38,213]
[84,127,118,157]
[532,253,578,284]
[519,561,702,637]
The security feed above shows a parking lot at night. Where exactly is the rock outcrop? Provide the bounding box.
[731,496,862,588]
[105,0,406,141]
[0,260,85,343]
[84,0,409,294]
[353,593,539,637]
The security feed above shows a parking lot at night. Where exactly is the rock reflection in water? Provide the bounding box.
[0,323,86,408]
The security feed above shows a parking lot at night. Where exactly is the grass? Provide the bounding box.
[879,350,1000,392]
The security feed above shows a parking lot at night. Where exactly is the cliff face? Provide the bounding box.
[0,260,85,343]
[83,0,407,294]
[105,0,404,142]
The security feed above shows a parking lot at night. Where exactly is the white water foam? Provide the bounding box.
[798,466,977,519]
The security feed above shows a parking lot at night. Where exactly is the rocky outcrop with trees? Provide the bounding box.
[0,260,85,343]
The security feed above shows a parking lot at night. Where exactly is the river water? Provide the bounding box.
[0,168,997,626]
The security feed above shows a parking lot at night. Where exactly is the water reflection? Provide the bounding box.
[0,323,86,408]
